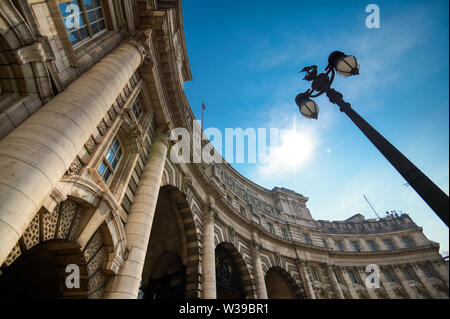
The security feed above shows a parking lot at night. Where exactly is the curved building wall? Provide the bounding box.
[0,0,448,299]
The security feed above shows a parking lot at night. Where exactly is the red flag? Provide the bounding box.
[202,102,206,110]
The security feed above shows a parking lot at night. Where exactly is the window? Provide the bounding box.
[402,267,415,281]
[367,240,378,252]
[334,270,342,284]
[267,223,274,234]
[384,239,396,250]
[311,267,320,282]
[281,228,288,239]
[226,195,232,204]
[58,0,106,46]
[420,264,435,278]
[322,238,328,248]
[304,233,311,245]
[383,269,396,282]
[335,240,344,252]
[348,270,359,284]
[239,206,246,217]
[351,241,361,252]
[131,99,143,121]
[402,237,415,249]
[98,137,122,182]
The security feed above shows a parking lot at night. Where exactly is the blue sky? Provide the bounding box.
[182,0,449,253]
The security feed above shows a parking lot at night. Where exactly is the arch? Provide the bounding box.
[0,238,89,298]
[215,242,255,299]
[265,266,304,299]
[141,185,200,298]
[0,197,109,298]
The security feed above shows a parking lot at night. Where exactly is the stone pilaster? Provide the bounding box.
[0,31,150,266]
[412,263,440,299]
[296,259,316,299]
[392,265,416,298]
[432,260,449,284]
[326,265,344,299]
[103,127,170,298]
[201,202,217,299]
[379,269,398,299]
[340,267,360,299]
[357,266,378,299]
[251,240,268,299]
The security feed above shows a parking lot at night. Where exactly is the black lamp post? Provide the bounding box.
[295,51,449,227]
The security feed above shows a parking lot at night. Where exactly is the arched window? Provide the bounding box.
[98,136,122,183]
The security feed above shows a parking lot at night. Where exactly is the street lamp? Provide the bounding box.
[295,50,449,227]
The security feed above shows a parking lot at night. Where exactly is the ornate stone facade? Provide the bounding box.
[0,0,448,299]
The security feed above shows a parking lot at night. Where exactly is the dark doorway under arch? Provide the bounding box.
[215,244,246,299]
[142,252,186,299]
[265,267,300,299]
[0,240,88,299]
[140,185,199,299]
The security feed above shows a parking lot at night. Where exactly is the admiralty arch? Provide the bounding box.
[0,0,448,299]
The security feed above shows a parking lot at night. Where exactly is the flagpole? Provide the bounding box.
[201,102,204,131]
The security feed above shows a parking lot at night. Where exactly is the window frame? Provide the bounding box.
[402,237,415,249]
[384,238,396,250]
[131,98,143,122]
[367,240,378,252]
[334,269,342,284]
[351,241,361,252]
[402,267,416,281]
[97,136,123,184]
[335,240,345,252]
[56,0,109,49]
[348,269,359,285]
[383,269,396,283]
[420,264,435,278]
[311,267,321,282]
[304,233,311,245]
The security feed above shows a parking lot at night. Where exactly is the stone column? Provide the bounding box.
[432,260,449,284]
[380,269,398,299]
[201,203,216,299]
[326,265,344,299]
[392,235,405,249]
[357,267,378,299]
[296,259,316,299]
[103,127,169,298]
[412,263,440,299]
[0,33,149,265]
[340,267,359,299]
[251,240,268,299]
[392,265,416,298]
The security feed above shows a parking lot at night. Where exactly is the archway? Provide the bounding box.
[0,197,109,298]
[140,185,199,299]
[215,242,254,299]
[0,239,88,298]
[265,267,302,299]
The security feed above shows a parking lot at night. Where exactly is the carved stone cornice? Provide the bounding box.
[153,124,171,147]
[125,28,154,67]
[13,40,47,64]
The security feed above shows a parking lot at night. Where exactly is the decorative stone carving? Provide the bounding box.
[274,252,282,267]
[182,174,192,193]
[126,29,154,66]
[13,41,47,64]
[68,156,83,175]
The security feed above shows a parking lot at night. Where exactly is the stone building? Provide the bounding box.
[0,0,448,299]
